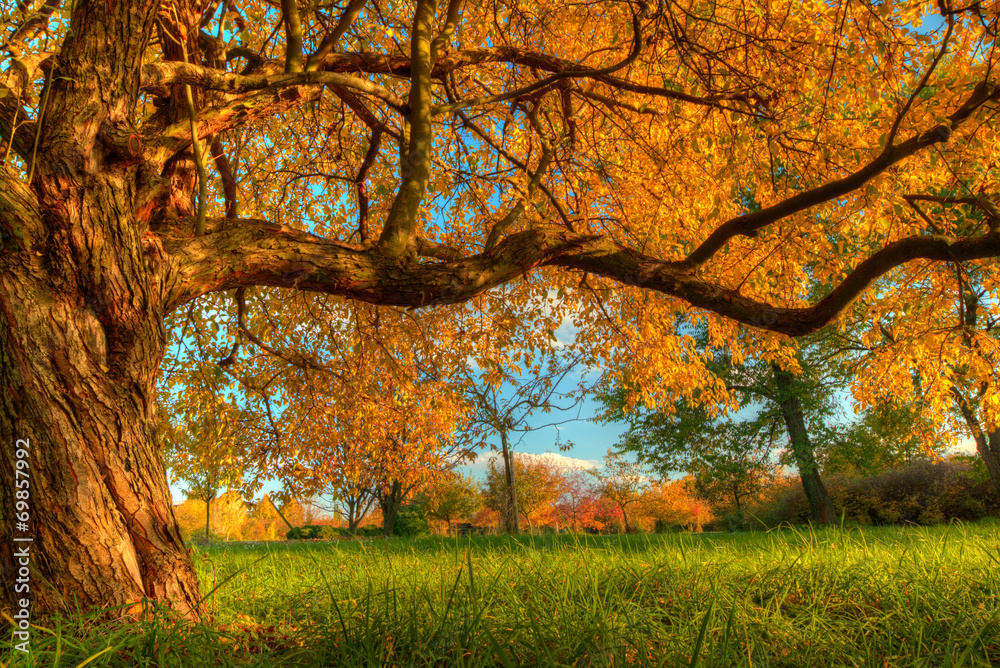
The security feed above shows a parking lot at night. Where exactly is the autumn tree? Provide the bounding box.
[2,0,999,618]
[420,470,482,535]
[688,429,777,526]
[160,393,248,542]
[588,449,650,533]
[457,345,584,534]
[599,322,853,525]
[484,453,563,533]
[844,252,1000,491]
[551,464,600,533]
[312,479,379,534]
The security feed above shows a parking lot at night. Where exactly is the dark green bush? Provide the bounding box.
[286,524,346,540]
[393,503,430,538]
[759,460,1000,528]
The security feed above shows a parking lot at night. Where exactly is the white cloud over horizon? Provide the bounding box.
[460,450,600,478]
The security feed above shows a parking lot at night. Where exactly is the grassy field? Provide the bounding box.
[5,521,1000,667]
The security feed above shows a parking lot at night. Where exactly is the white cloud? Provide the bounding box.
[461,450,599,477]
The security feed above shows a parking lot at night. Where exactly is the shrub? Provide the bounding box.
[755,460,1000,528]
[286,524,347,540]
[393,503,430,538]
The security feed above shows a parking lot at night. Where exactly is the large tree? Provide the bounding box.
[2,0,999,619]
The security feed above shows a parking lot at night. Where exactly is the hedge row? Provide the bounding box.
[744,460,1000,529]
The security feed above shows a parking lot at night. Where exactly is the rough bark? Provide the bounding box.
[499,430,520,534]
[772,366,838,525]
[0,179,202,619]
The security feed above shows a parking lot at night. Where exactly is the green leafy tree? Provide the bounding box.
[421,471,482,535]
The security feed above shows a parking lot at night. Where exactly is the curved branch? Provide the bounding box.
[210,136,239,218]
[256,46,753,109]
[156,217,1000,337]
[682,79,1000,268]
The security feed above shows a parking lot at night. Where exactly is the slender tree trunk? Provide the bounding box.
[348,499,361,533]
[499,430,520,534]
[772,366,838,525]
[205,497,212,542]
[952,387,1000,494]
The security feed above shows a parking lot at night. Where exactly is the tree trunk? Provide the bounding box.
[732,486,744,526]
[772,366,838,525]
[205,497,212,542]
[348,498,361,533]
[379,480,404,536]
[952,387,1000,494]
[620,505,631,533]
[500,430,520,534]
[0,186,201,617]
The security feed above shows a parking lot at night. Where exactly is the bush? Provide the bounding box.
[356,525,383,538]
[286,524,348,540]
[756,460,1000,528]
[393,503,430,538]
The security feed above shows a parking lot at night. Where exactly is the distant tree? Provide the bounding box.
[161,394,247,542]
[422,471,483,535]
[640,478,712,531]
[459,348,585,535]
[552,466,601,532]
[687,422,778,526]
[484,453,563,533]
[589,450,650,533]
[171,490,248,541]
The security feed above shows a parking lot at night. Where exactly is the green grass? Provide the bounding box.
[5,521,1000,666]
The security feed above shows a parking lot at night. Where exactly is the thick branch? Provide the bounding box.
[145,83,324,165]
[157,218,1000,337]
[281,0,304,72]
[377,0,436,256]
[210,136,239,218]
[141,62,406,111]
